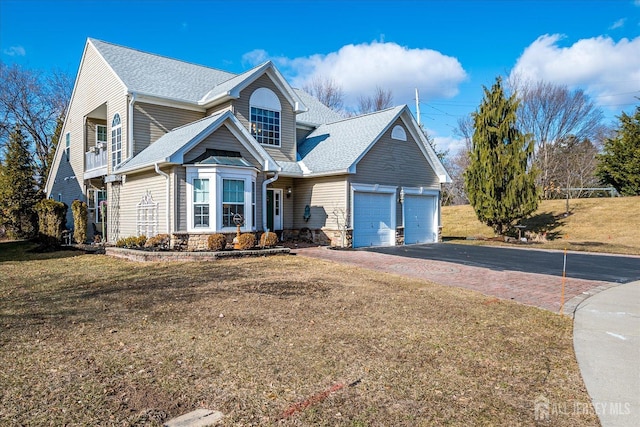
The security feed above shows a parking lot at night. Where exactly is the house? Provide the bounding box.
[45,39,450,249]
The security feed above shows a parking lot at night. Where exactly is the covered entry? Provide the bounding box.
[352,184,397,248]
[402,187,439,244]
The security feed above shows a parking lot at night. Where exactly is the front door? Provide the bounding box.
[266,189,283,231]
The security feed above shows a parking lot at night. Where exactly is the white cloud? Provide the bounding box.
[244,42,467,109]
[433,135,467,156]
[510,34,640,110]
[3,45,26,56]
[609,18,626,29]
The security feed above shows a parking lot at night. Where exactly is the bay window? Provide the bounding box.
[186,165,256,232]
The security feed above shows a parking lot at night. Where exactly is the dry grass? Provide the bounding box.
[0,241,598,426]
[442,196,640,255]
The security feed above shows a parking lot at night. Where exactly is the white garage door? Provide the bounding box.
[353,191,395,248]
[404,194,437,244]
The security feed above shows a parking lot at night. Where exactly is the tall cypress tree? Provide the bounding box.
[464,77,538,235]
[0,125,40,238]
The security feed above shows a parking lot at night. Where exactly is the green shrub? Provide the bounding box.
[260,231,278,248]
[207,233,227,251]
[71,199,88,244]
[144,234,171,250]
[236,233,256,250]
[35,199,67,249]
[116,235,147,248]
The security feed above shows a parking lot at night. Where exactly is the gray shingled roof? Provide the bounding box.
[294,89,345,126]
[90,39,235,103]
[115,113,226,174]
[297,106,405,174]
[89,39,338,127]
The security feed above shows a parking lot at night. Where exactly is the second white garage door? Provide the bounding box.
[352,190,395,248]
[403,194,437,244]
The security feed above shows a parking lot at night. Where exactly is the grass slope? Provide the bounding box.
[442,196,640,255]
[0,242,597,426]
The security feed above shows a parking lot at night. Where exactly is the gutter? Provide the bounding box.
[154,163,171,234]
[262,172,279,232]
[126,92,136,162]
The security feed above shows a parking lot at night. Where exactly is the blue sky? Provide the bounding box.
[1,0,639,154]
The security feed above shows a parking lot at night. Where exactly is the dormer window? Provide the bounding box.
[250,88,281,146]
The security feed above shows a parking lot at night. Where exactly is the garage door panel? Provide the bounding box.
[404,195,436,244]
[353,191,394,248]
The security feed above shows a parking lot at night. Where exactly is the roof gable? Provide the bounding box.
[297,106,404,174]
[114,111,279,174]
[295,105,450,182]
[199,62,307,113]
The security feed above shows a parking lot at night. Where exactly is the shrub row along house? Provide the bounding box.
[45,39,450,249]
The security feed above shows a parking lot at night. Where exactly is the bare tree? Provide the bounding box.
[509,77,606,197]
[302,76,345,111]
[0,63,72,189]
[545,136,600,199]
[442,115,473,205]
[357,86,393,114]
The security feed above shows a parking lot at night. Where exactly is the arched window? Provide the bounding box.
[111,113,122,168]
[250,88,281,146]
[391,125,407,141]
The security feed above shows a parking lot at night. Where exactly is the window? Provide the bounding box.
[193,178,210,227]
[65,133,70,161]
[96,124,107,148]
[250,108,280,146]
[186,166,257,232]
[391,125,407,141]
[111,113,122,168]
[249,88,281,146]
[87,188,107,222]
[222,179,244,227]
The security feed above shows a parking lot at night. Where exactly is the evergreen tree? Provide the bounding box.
[464,77,539,235]
[596,106,640,196]
[0,125,40,238]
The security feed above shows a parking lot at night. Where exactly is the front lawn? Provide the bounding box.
[0,241,598,426]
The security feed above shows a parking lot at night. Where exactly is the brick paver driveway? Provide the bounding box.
[293,245,634,315]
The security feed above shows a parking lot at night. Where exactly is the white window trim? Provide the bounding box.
[250,87,282,147]
[186,165,257,233]
[111,113,122,169]
[96,124,107,149]
[391,125,407,141]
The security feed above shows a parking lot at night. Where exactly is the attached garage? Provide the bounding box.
[352,184,397,248]
[402,188,439,245]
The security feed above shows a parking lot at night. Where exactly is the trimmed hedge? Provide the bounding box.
[236,233,256,250]
[260,231,278,248]
[207,233,227,251]
[71,199,88,244]
[35,199,67,249]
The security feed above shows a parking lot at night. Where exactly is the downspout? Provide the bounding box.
[127,92,136,162]
[154,163,170,234]
[262,172,279,231]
